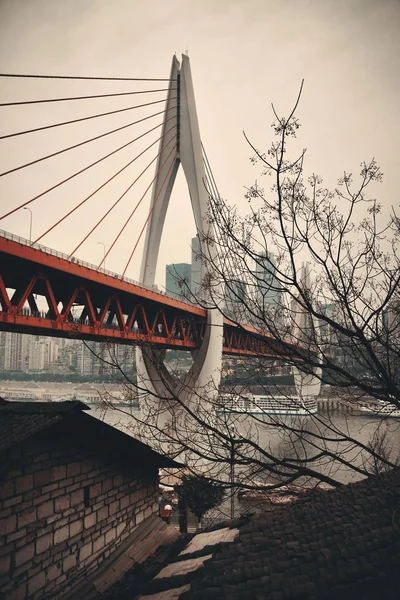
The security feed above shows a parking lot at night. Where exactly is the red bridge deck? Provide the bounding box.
[0,231,295,359]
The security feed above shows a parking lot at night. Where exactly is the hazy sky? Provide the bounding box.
[0,0,399,287]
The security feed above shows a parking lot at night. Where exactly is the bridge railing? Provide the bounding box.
[0,228,196,308]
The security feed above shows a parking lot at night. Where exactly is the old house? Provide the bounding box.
[0,399,181,599]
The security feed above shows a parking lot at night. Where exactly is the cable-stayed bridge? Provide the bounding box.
[0,55,319,404]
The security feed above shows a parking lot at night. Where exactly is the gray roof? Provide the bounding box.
[0,400,88,453]
[182,468,400,599]
[0,399,181,468]
[139,468,400,599]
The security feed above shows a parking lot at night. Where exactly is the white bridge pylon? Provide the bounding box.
[136,55,223,422]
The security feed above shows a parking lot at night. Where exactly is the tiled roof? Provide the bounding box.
[140,468,400,600]
[182,469,400,599]
[0,400,182,468]
[0,400,87,453]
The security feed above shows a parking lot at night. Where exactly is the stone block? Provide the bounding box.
[105,527,116,545]
[36,532,52,554]
[146,505,155,519]
[6,529,25,545]
[15,475,33,494]
[15,542,35,567]
[51,465,67,483]
[37,500,54,519]
[101,478,113,494]
[18,506,37,528]
[66,462,81,478]
[47,561,62,582]
[0,480,14,500]
[109,500,120,516]
[120,496,130,511]
[4,494,22,508]
[70,489,84,507]
[129,490,139,504]
[9,583,27,600]
[0,554,10,575]
[63,553,77,573]
[92,534,105,554]
[116,522,126,538]
[52,489,64,499]
[42,483,58,494]
[33,469,52,487]
[84,512,97,529]
[0,514,17,535]
[97,506,109,522]
[89,483,102,500]
[54,524,69,545]
[55,495,70,513]
[69,519,83,538]
[66,482,80,494]
[47,514,58,525]
[113,474,123,488]
[28,570,46,595]
[79,541,92,563]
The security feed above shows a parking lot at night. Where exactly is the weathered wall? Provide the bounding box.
[0,430,159,599]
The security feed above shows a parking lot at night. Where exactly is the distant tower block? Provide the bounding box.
[136,55,223,435]
[292,263,322,398]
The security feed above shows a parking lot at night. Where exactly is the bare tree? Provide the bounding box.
[91,86,400,496]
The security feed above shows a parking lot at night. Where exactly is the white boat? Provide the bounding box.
[217,393,317,416]
[360,400,400,418]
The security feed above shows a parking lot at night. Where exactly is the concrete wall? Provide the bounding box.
[0,432,159,599]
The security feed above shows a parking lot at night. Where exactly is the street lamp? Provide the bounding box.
[23,207,32,243]
[97,241,106,270]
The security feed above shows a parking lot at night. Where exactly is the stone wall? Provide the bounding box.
[0,431,159,599]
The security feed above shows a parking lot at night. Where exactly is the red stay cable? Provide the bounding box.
[0,109,176,222]
[0,88,176,107]
[0,73,174,82]
[0,97,176,141]
[69,125,177,257]
[122,147,178,277]
[34,121,177,246]
[98,141,177,271]
[0,108,170,178]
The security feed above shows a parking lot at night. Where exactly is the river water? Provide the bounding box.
[89,405,400,486]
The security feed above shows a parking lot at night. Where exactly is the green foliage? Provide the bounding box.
[176,475,225,523]
[0,371,131,384]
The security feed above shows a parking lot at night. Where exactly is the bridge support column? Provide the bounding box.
[136,55,223,456]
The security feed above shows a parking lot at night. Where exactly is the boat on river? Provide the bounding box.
[359,400,400,418]
[218,393,317,416]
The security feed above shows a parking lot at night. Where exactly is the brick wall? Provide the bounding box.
[0,429,160,599]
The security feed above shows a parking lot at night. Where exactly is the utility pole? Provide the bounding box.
[230,423,236,521]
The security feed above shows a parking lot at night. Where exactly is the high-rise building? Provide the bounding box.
[166,263,191,301]
[254,251,281,306]
[253,251,283,328]
[383,300,400,336]
[225,279,247,322]
[28,337,47,372]
[0,331,30,372]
